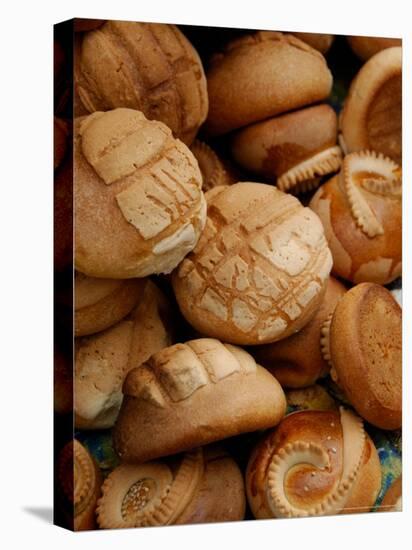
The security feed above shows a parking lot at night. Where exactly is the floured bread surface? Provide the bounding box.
[172,182,332,345]
[75,109,205,278]
[75,20,208,144]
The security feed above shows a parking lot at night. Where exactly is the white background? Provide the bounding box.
[0,0,410,548]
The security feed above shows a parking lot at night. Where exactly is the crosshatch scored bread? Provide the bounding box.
[113,338,287,462]
[172,182,332,345]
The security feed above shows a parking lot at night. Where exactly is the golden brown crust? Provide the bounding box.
[379,476,402,512]
[246,409,380,519]
[113,338,287,462]
[309,151,402,285]
[253,276,346,388]
[172,182,332,345]
[205,31,332,136]
[347,36,401,62]
[340,47,402,164]
[75,281,174,429]
[329,283,402,430]
[291,33,335,54]
[74,21,208,144]
[75,272,147,337]
[190,140,235,191]
[74,109,206,279]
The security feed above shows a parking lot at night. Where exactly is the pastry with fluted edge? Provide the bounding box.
[75,108,206,279]
[75,272,147,337]
[57,439,103,531]
[113,338,287,462]
[291,33,335,54]
[320,283,402,430]
[231,104,342,194]
[75,281,174,430]
[346,36,401,62]
[74,20,208,144]
[190,140,236,191]
[204,31,332,136]
[96,446,245,528]
[253,276,346,388]
[172,182,332,345]
[379,476,402,512]
[246,408,381,519]
[339,47,402,164]
[310,151,401,285]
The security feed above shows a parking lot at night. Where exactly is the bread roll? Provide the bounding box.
[74,109,206,279]
[57,439,102,531]
[75,281,174,429]
[205,31,332,136]
[253,276,346,388]
[231,104,342,193]
[172,182,332,345]
[322,283,402,430]
[340,47,402,164]
[190,140,236,191]
[113,338,287,462]
[96,446,245,528]
[347,36,401,61]
[75,272,147,337]
[310,151,401,285]
[246,408,381,518]
[74,21,208,144]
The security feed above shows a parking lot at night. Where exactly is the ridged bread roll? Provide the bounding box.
[310,151,402,285]
[75,109,206,279]
[75,281,174,429]
[74,21,208,144]
[205,31,332,136]
[172,182,332,345]
[75,272,147,337]
[246,408,381,518]
[347,36,401,62]
[113,338,287,462]
[97,446,245,528]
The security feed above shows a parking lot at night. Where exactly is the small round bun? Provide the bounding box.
[246,408,381,518]
[74,21,208,144]
[205,31,332,136]
[327,283,402,430]
[231,104,342,193]
[172,182,332,345]
[310,151,402,285]
[340,47,402,164]
[75,109,206,279]
[347,36,401,61]
[97,446,245,528]
[113,338,287,462]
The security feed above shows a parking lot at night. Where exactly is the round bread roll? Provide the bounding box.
[291,33,335,54]
[340,47,402,164]
[75,108,206,279]
[113,338,287,462]
[204,31,333,136]
[96,446,245,528]
[321,283,402,430]
[253,276,346,388]
[74,21,208,144]
[310,151,402,285]
[75,281,174,429]
[54,117,69,170]
[246,408,381,518]
[172,182,332,345]
[379,476,402,512]
[231,104,342,193]
[347,36,402,61]
[57,439,103,531]
[190,140,236,191]
[75,272,147,337]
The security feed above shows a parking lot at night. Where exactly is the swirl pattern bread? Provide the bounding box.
[74,21,208,144]
[75,108,206,278]
[113,338,286,462]
[172,182,332,345]
[246,408,381,518]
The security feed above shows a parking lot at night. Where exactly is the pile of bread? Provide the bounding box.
[54,20,402,531]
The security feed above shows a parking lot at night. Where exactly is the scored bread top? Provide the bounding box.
[172,182,332,345]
